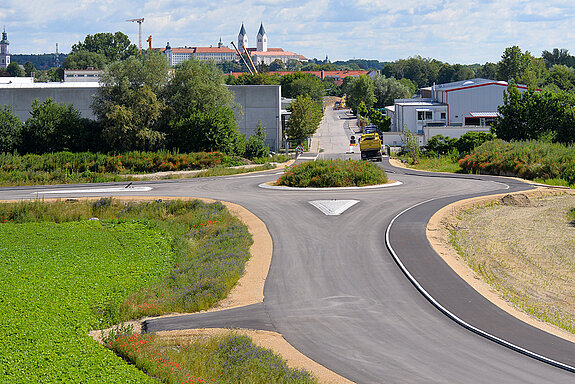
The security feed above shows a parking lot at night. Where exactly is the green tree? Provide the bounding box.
[367,108,391,132]
[63,50,107,70]
[244,121,270,159]
[286,94,323,144]
[494,85,575,143]
[476,62,498,79]
[230,73,279,85]
[542,48,575,68]
[162,57,241,153]
[455,131,496,154]
[168,106,240,153]
[72,32,139,62]
[269,59,286,72]
[347,74,376,114]
[281,73,325,102]
[20,99,87,153]
[372,74,412,108]
[426,135,458,155]
[286,59,302,71]
[24,61,35,77]
[0,106,23,153]
[6,62,24,77]
[497,46,528,82]
[92,52,170,151]
[549,65,575,90]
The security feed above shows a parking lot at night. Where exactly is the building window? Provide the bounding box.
[441,112,446,120]
[418,111,432,121]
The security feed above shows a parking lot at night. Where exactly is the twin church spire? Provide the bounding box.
[238,23,267,53]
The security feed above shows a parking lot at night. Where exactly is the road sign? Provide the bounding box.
[296,145,304,156]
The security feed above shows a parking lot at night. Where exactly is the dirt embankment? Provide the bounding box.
[428,188,575,343]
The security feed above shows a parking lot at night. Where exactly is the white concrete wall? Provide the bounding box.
[227,85,281,151]
[0,83,282,151]
[0,83,99,120]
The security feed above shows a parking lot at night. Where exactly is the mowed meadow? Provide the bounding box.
[0,199,316,383]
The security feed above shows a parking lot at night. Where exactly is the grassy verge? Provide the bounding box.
[106,332,318,384]
[449,194,575,333]
[0,151,248,186]
[276,159,387,187]
[0,199,254,382]
[460,139,575,186]
[396,154,462,173]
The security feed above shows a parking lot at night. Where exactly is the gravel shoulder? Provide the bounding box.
[427,188,575,343]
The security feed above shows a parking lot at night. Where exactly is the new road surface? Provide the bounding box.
[2,108,573,382]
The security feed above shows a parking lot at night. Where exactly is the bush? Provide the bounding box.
[0,106,23,153]
[244,122,270,160]
[460,139,575,185]
[276,159,387,187]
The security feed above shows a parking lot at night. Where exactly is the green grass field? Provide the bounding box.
[0,220,170,383]
[0,199,315,383]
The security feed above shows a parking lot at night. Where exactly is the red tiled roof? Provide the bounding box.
[227,70,369,79]
[194,47,235,54]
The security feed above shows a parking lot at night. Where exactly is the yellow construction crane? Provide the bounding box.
[126,18,144,52]
[147,35,152,51]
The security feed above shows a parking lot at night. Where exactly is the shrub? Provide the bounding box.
[276,159,387,187]
[0,105,23,153]
[460,139,575,185]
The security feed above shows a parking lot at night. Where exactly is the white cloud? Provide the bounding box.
[1,0,575,63]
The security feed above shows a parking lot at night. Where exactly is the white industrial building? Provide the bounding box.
[383,78,531,146]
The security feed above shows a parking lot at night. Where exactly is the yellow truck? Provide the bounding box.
[359,132,383,162]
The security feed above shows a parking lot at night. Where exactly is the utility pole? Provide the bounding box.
[126,18,144,52]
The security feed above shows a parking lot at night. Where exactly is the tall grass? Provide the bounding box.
[0,151,246,186]
[459,139,575,185]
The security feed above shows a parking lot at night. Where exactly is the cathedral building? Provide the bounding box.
[0,28,10,69]
[239,23,306,65]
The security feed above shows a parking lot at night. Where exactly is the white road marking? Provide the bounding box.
[33,187,153,195]
[309,200,359,216]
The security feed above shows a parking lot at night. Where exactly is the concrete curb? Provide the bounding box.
[258,180,402,191]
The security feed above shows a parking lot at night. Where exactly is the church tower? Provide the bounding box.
[0,27,10,69]
[256,23,267,52]
[238,23,248,53]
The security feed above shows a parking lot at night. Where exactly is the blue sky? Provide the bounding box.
[1,0,574,64]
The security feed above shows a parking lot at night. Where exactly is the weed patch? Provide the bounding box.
[107,332,318,384]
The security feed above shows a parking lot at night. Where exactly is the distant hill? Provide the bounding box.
[10,54,67,70]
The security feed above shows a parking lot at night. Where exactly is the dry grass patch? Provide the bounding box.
[449,192,575,333]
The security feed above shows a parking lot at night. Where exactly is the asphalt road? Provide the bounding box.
[2,108,574,383]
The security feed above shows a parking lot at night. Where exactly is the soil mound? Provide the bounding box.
[500,193,532,207]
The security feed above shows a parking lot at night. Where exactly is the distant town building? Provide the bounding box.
[159,23,306,67]
[241,23,307,65]
[162,41,236,66]
[0,27,10,69]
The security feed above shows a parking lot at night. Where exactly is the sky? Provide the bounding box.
[1,0,574,64]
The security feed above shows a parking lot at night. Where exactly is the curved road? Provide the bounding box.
[2,109,574,383]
